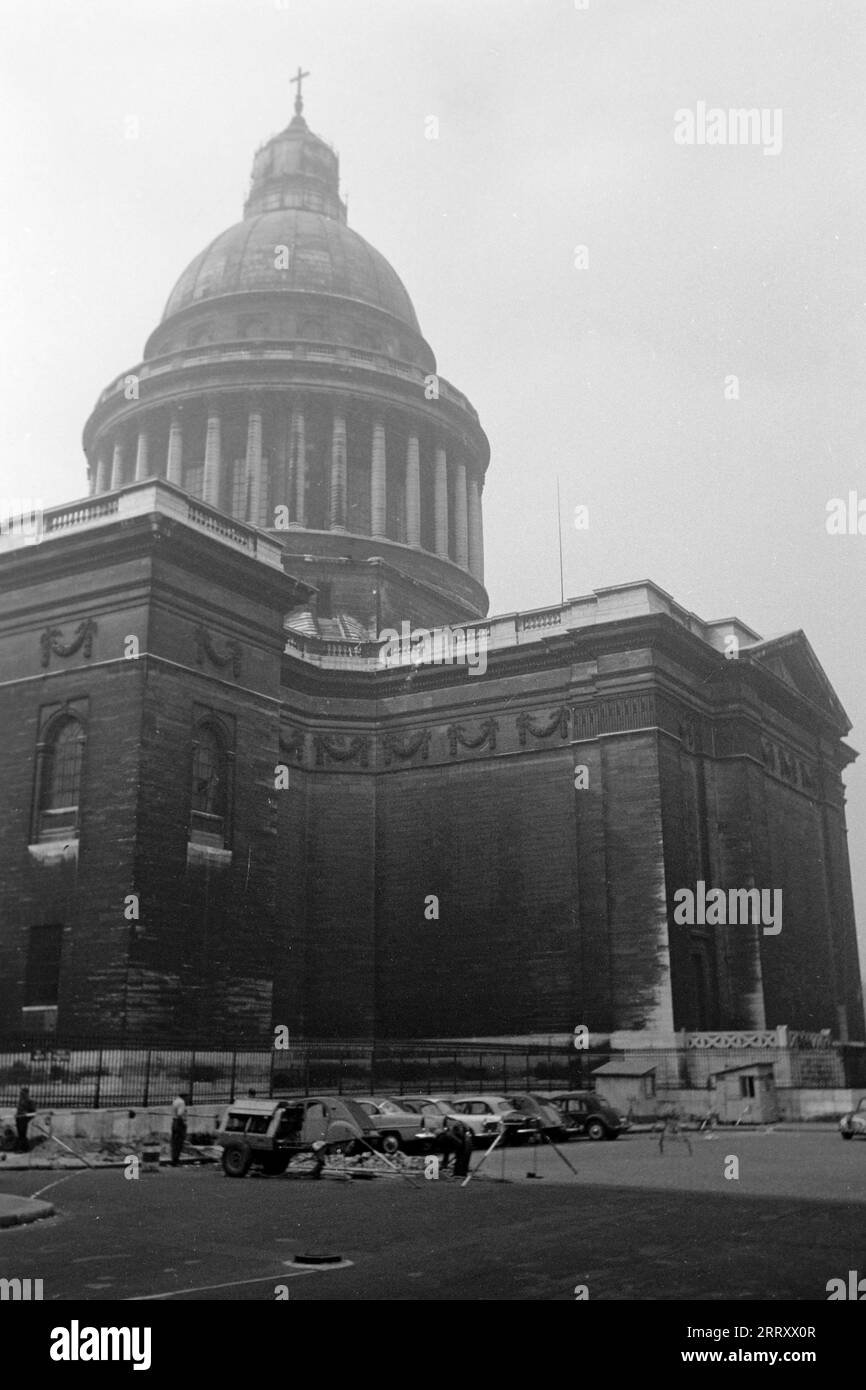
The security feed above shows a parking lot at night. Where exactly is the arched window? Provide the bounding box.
[190,721,229,845]
[37,716,85,839]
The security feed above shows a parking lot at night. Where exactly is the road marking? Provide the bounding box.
[73,1254,130,1265]
[126,1261,353,1300]
[30,1170,88,1200]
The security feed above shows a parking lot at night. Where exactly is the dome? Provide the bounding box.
[159,209,421,333]
[84,87,490,633]
[152,107,423,356]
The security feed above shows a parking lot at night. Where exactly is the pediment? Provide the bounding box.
[743,632,850,731]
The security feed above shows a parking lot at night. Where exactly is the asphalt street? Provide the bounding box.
[0,1131,863,1301]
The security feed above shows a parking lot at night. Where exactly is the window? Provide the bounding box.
[35,715,85,840]
[25,925,63,1006]
[740,1076,757,1099]
[190,721,229,846]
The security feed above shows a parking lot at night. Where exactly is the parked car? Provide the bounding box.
[840,1097,866,1139]
[447,1095,535,1144]
[215,1095,381,1177]
[355,1097,436,1152]
[544,1091,629,1141]
[397,1096,457,1134]
[507,1093,568,1141]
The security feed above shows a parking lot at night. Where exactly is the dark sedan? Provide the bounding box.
[507,1093,568,1141]
[544,1090,629,1140]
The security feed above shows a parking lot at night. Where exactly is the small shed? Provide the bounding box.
[591,1061,657,1116]
[709,1061,778,1124]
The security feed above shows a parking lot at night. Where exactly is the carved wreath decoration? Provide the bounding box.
[314,734,370,768]
[40,618,97,668]
[446,718,499,757]
[194,625,242,679]
[515,706,570,746]
[382,729,432,765]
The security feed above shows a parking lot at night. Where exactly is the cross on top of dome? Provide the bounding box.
[290,65,310,122]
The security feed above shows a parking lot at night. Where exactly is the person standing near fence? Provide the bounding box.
[439,1115,474,1178]
[14,1086,36,1152]
[170,1093,187,1166]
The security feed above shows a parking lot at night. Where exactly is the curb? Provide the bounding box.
[0,1199,55,1229]
[0,1150,215,1172]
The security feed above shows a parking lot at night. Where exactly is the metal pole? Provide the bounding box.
[542,1130,580,1177]
[461,1126,506,1188]
[556,476,564,604]
[30,1121,98,1169]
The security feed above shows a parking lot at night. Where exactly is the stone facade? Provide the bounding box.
[0,100,861,1045]
[0,490,860,1043]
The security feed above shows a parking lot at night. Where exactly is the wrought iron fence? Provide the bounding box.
[0,1038,862,1111]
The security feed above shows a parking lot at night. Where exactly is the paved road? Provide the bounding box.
[0,1131,863,1300]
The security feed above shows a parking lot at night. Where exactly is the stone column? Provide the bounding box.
[202,409,222,508]
[371,420,387,538]
[134,427,149,482]
[245,405,264,527]
[94,452,110,494]
[454,459,469,569]
[468,474,484,583]
[405,434,421,548]
[109,440,126,491]
[166,411,184,487]
[329,413,348,531]
[434,446,449,558]
[291,408,306,527]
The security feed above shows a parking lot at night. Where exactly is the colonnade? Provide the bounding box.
[90,400,484,582]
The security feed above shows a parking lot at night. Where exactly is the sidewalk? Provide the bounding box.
[0,1134,217,1171]
[0,1194,55,1228]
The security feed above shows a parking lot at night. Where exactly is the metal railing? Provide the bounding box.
[1,1038,863,1113]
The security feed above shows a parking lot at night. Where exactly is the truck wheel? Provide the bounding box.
[222,1145,252,1177]
[841,1131,854,1140]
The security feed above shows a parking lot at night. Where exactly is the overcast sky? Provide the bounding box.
[2,0,865,990]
